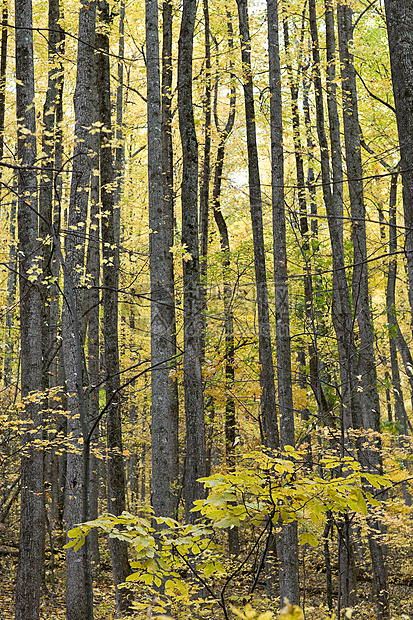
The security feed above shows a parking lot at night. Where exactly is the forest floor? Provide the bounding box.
[1,527,413,620]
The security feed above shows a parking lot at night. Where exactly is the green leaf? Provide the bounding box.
[126,571,144,582]
[63,539,78,549]
[67,526,82,539]
[299,532,318,547]
[74,539,85,552]
[202,562,215,578]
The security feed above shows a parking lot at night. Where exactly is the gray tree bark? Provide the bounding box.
[86,87,100,570]
[14,0,45,617]
[283,13,331,428]
[310,1,360,607]
[212,15,238,554]
[237,0,279,450]
[114,0,125,263]
[39,0,64,385]
[199,0,212,358]
[161,0,180,513]
[337,2,381,434]
[0,0,7,166]
[386,172,408,433]
[96,1,132,612]
[337,5,389,618]
[49,9,64,531]
[147,0,179,520]
[267,0,299,604]
[386,172,412,504]
[312,0,362,435]
[4,183,16,388]
[39,0,65,541]
[62,2,96,619]
[384,0,413,319]
[178,0,207,523]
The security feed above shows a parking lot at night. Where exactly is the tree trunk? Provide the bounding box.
[237,0,279,450]
[312,0,362,435]
[267,0,299,604]
[161,0,180,514]
[212,16,238,552]
[337,2,380,435]
[114,0,125,265]
[337,5,389,618]
[4,183,16,388]
[96,1,132,612]
[86,90,100,570]
[147,0,179,521]
[310,1,360,607]
[49,7,65,532]
[199,0,212,358]
[178,0,207,523]
[62,2,96,619]
[14,0,45,617]
[384,0,413,320]
[39,0,64,385]
[0,0,7,164]
[39,0,65,545]
[386,172,407,433]
[386,172,412,504]
[283,14,331,428]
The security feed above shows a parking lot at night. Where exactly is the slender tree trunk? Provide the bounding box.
[237,0,279,450]
[86,97,100,570]
[337,5,389,618]
[310,1,360,607]
[161,0,180,511]
[147,0,179,521]
[39,0,63,387]
[4,187,16,388]
[212,17,238,552]
[386,172,412,504]
[267,0,299,604]
[199,0,212,357]
[96,1,132,612]
[62,2,96,619]
[14,0,45,617]
[0,0,7,164]
[39,0,65,542]
[283,14,330,428]
[313,0,361,435]
[49,4,65,532]
[161,0,173,221]
[178,0,207,523]
[114,0,125,266]
[337,2,381,435]
[386,172,407,433]
[302,60,317,239]
[57,352,67,531]
[384,0,413,320]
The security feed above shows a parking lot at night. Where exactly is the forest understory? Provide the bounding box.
[3,522,413,620]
